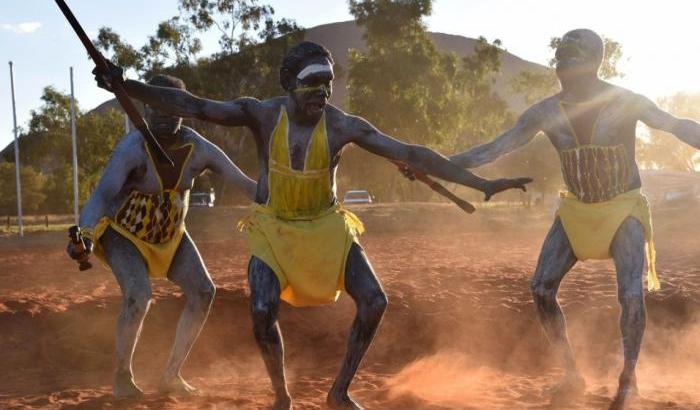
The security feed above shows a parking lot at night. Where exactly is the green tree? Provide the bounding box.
[178,0,279,55]
[347,0,463,147]
[75,108,126,198]
[96,15,202,75]
[345,0,460,201]
[41,162,73,213]
[509,69,559,106]
[96,27,145,72]
[16,86,73,172]
[456,37,512,150]
[344,0,511,201]
[0,163,46,214]
[2,87,125,213]
[95,0,300,77]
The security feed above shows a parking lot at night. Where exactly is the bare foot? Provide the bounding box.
[113,371,144,398]
[271,394,292,410]
[609,374,639,410]
[327,390,363,410]
[549,373,586,404]
[158,374,198,396]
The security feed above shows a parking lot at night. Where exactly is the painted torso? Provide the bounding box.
[246,97,357,205]
[105,127,220,221]
[536,87,643,202]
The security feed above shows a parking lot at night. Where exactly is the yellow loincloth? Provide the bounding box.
[238,203,364,307]
[86,216,185,279]
[81,141,193,280]
[556,188,659,291]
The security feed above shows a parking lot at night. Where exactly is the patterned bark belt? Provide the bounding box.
[560,144,630,203]
[115,190,188,244]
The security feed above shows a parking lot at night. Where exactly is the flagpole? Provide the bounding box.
[70,67,79,224]
[8,61,23,237]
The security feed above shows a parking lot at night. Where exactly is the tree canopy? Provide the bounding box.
[342,0,515,201]
[1,87,125,214]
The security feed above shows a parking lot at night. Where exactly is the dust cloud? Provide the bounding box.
[1,203,699,409]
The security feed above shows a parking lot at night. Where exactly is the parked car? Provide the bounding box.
[343,190,373,204]
[190,189,216,208]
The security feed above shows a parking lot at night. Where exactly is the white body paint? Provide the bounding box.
[297,63,333,81]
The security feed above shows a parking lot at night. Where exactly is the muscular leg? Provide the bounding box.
[609,217,646,408]
[530,218,584,395]
[101,227,152,398]
[327,243,388,410]
[248,256,291,410]
[160,232,216,395]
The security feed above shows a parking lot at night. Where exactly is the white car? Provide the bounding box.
[343,190,373,204]
[190,190,216,207]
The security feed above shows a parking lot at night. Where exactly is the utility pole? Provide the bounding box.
[9,61,23,237]
[70,67,79,224]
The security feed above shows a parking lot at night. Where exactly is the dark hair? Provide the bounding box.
[279,41,334,90]
[147,74,186,90]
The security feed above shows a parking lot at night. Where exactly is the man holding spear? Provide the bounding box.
[55,0,258,398]
[67,74,257,397]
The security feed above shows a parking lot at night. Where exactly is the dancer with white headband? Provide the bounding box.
[92,41,531,409]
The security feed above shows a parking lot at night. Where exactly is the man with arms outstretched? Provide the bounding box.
[449,29,700,409]
[67,75,257,398]
[93,41,531,409]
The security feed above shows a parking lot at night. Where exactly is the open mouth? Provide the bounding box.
[306,101,326,113]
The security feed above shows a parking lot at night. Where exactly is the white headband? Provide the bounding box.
[297,63,333,80]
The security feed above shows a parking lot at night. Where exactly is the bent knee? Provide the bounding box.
[362,291,388,317]
[197,280,216,304]
[124,290,152,315]
[250,300,276,325]
[250,302,278,341]
[530,280,557,304]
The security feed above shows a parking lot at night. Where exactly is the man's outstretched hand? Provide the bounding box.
[399,164,532,201]
[399,163,416,181]
[92,60,124,92]
[484,177,533,201]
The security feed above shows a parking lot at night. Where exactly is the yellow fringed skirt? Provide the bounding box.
[239,203,364,307]
[87,216,185,279]
[556,189,659,291]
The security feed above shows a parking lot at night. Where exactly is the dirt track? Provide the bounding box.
[1,203,699,409]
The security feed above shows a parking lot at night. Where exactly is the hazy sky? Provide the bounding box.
[2,0,699,149]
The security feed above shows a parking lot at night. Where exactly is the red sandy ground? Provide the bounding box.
[1,203,699,409]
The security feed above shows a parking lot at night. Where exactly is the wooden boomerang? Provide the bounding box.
[391,161,476,214]
[54,0,174,167]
